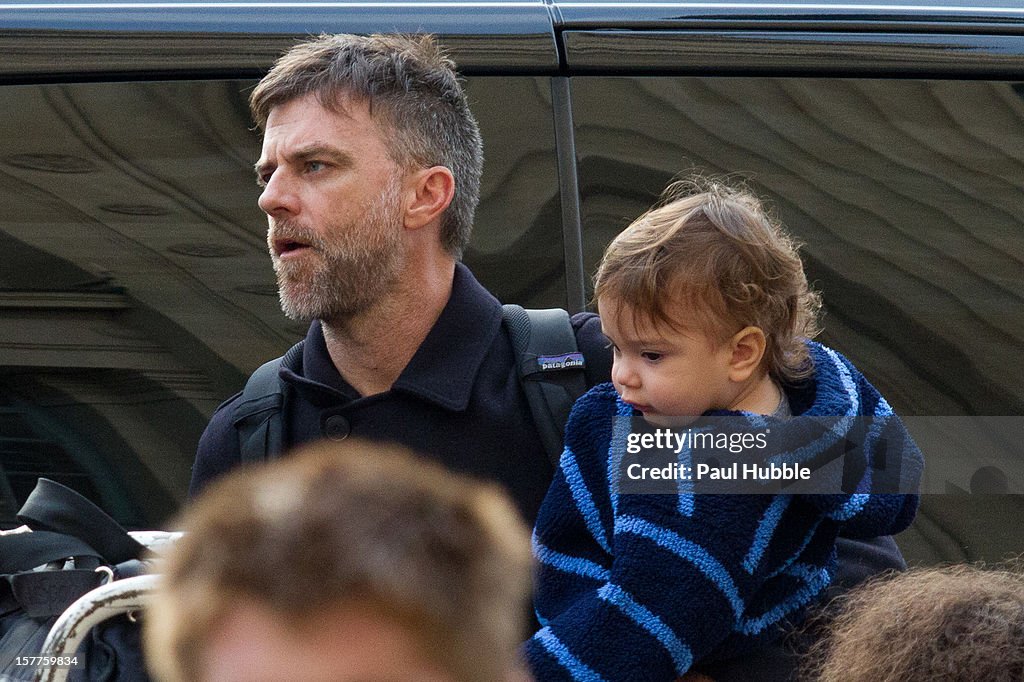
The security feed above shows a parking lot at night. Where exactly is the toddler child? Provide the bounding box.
[525,178,922,681]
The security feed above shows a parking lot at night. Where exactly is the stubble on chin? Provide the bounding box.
[274,257,338,322]
[269,188,404,322]
[273,252,396,322]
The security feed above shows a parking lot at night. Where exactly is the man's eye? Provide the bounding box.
[307,161,326,172]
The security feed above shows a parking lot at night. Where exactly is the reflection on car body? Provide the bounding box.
[0,0,1022,565]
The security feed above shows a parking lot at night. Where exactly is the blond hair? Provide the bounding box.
[805,564,1024,682]
[594,176,821,382]
[144,439,531,682]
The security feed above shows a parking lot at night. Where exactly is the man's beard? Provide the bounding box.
[269,181,404,322]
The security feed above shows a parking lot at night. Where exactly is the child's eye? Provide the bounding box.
[641,351,663,362]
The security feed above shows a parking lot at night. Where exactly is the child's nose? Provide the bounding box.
[612,358,641,388]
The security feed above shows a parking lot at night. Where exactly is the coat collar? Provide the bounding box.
[283,263,503,411]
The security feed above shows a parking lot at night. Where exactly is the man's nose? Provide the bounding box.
[257,170,299,218]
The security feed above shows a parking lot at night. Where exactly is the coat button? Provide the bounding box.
[323,415,350,441]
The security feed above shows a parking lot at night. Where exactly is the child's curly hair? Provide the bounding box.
[805,564,1024,682]
[594,175,821,383]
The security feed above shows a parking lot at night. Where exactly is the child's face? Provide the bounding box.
[598,297,736,425]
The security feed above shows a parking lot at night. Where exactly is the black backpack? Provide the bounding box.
[233,305,588,467]
[0,479,152,682]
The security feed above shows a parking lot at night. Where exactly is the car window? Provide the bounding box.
[573,75,1024,564]
[0,76,561,528]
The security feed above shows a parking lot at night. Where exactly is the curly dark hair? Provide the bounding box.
[804,564,1024,682]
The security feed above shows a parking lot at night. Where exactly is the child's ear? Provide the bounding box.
[728,326,767,382]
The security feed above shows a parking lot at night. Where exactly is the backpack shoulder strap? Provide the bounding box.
[502,304,588,468]
[233,341,303,463]
[0,531,103,574]
[17,478,145,564]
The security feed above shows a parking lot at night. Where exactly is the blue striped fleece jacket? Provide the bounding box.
[525,341,922,682]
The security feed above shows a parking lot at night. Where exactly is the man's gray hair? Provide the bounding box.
[250,33,483,259]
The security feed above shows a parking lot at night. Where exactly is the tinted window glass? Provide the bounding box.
[470,78,565,307]
[0,76,560,528]
[573,76,1024,563]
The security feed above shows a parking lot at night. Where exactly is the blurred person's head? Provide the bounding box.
[144,439,532,682]
[805,564,1024,682]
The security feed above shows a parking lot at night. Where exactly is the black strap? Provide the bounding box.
[502,305,588,467]
[17,478,144,564]
[0,531,102,574]
[7,569,106,618]
[235,341,303,463]
[231,312,588,469]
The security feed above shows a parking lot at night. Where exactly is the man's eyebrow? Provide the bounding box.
[292,143,353,166]
[253,144,353,180]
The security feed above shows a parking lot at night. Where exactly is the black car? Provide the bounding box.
[1,0,1022,565]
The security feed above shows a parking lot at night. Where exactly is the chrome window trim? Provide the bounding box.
[564,30,1024,74]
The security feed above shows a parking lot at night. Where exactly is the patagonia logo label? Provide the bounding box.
[537,352,585,371]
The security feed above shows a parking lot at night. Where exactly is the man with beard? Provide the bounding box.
[190,33,907,682]
[190,33,610,521]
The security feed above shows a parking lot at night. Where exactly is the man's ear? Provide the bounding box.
[403,165,455,230]
[728,326,767,382]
